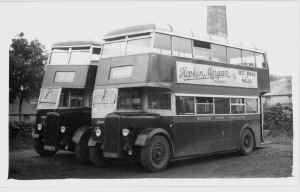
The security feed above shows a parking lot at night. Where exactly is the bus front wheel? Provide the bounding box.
[240,129,255,155]
[89,145,107,167]
[33,139,57,157]
[140,135,170,172]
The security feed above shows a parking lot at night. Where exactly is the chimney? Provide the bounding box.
[207,5,228,38]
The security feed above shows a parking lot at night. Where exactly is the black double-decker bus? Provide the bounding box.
[32,41,101,163]
[87,24,270,171]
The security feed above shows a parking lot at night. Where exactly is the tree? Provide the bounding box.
[9,32,47,121]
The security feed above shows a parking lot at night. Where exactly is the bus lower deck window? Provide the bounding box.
[195,97,213,114]
[176,96,195,115]
[148,92,171,110]
[117,88,142,110]
[59,89,85,107]
[215,98,230,114]
[246,98,258,113]
[231,98,245,114]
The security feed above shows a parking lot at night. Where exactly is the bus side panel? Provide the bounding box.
[172,116,234,158]
[231,114,261,149]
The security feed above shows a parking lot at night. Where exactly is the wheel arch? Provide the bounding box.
[72,125,91,144]
[239,124,257,149]
[134,128,175,157]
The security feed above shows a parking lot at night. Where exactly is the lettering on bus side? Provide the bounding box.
[176,62,258,88]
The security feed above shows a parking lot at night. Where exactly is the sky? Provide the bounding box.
[0,1,299,76]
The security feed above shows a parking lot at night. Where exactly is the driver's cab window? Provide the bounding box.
[147,90,171,110]
[59,89,91,108]
[117,88,143,110]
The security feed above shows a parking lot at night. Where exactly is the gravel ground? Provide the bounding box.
[8,135,293,179]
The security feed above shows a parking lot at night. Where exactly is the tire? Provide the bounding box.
[75,132,91,164]
[240,129,255,155]
[140,135,170,172]
[33,139,57,157]
[89,145,107,167]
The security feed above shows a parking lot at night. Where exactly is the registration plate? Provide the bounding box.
[43,145,56,151]
[32,133,40,139]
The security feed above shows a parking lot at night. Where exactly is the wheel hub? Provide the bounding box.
[152,143,165,164]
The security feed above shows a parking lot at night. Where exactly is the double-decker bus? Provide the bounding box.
[88,24,270,171]
[32,41,102,163]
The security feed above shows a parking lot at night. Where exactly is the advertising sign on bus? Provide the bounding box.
[176,61,258,88]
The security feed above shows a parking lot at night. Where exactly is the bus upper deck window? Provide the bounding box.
[49,51,69,65]
[227,47,242,65]
[126,38,152,55]
[172,37,192,58]
[211,44,227,63]
[69,51,90,65]
[153,33,171,55]
[242,50,255,67]
[255,53,265,68]
[193,40,211,60]
[102,41,126,58]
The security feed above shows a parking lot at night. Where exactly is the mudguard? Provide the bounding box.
[239,123,260,148]
[134,128,174,155]
[72,126,91,144]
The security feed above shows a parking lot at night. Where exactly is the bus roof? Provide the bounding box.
[52,41,102,48]
[103,24,265,54]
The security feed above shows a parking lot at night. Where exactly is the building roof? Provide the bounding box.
[264,77,292,96]
[52,41,101,47]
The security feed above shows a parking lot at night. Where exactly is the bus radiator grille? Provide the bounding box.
[103,116,121,156]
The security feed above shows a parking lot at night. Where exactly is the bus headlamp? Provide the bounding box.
[37,123,42,131]
[122,128,130,137]
[95,127,102,137]
[60,126,66,133]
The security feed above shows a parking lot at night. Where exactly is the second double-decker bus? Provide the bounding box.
[32,41,102,163]
[88,24,270,171]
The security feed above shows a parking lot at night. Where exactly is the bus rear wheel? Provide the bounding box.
[33,139,57,157]
[140,135,170,172]
[75,132,91,164]
[240,129,255,155]
[89,145,107,167]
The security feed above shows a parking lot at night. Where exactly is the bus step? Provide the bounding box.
[258,140,272,148]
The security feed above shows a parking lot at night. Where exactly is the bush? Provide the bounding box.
[9,121,24,139]
[9,121,34,151]
[264,104,293,137]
